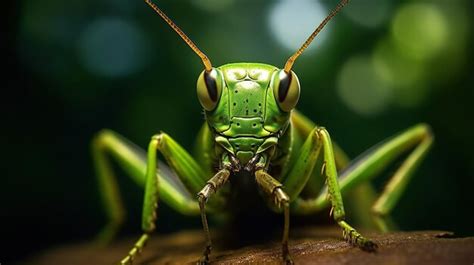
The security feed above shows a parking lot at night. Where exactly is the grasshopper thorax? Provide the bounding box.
[197,63,300,165]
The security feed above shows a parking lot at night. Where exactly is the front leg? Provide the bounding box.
[255,170,293,265]
[197,159,231,264]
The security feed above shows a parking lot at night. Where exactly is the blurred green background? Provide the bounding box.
[3,0,473,263]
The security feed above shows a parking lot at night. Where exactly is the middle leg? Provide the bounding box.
[118,132,222,264]
[283,126,377,250]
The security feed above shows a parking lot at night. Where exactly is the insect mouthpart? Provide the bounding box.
[228,153,262,173]
[244,154,262,172]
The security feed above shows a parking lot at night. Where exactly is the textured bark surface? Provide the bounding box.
[25,227,474,265]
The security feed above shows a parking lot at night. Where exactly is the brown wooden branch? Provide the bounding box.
[26,227,474,265]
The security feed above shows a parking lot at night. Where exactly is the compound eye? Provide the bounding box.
[197,68,222,111]
[273,70,300,112]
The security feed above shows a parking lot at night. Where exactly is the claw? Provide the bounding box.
[360,239,378,252]
[197,258,209,265]
[344,231,378,252]
[120,255,132,265]
[244,154,261,172]
[339,222,377,252]
[282,245,294,265]
[197,244,212,265]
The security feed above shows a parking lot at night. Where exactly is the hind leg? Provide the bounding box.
[294,124,433,232]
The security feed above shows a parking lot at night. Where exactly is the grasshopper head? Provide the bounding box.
[196,63,300,165]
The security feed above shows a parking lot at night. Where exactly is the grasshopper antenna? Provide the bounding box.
[145,0,212,72]
[283,0,349,73]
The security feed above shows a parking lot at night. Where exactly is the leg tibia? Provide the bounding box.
[91,130,143,243]
[197,169,231,264]
[317,127,345,221]
[141,136,160,232]
[372,125,433,216]
[255,170,293,264]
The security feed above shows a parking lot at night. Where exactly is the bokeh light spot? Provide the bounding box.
[77,17,150,78]
[268,0,329,52]
[373,39,428,108]
[337,54,393,116]
[391,3,448,62]
[343,0,391,28]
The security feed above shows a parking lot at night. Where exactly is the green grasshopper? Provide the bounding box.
[91,0,433,264]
